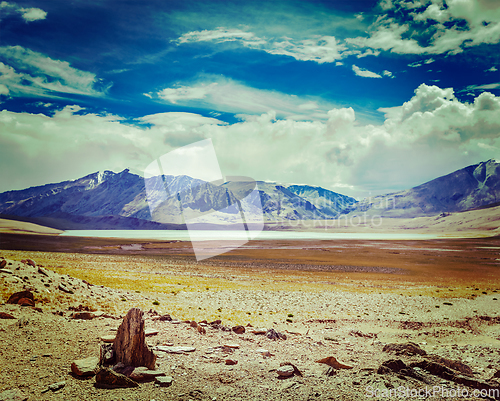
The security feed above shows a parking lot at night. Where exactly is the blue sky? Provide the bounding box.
[1,0,499,197]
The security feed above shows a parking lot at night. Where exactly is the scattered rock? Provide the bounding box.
[0,312,15,319]
[197,325,206,335]
[349,330,376,339]
[144,328,159,336]
[155,346,196,354]
[159,314,172,321]
[37,266,49,277]
[41,381,65,393]
[113,308,156,370]
[382,342,426,356]
[95,367,139,388]
[377,359,407,374]
[190,320,198,328]
[256,348,273,357]
[155,376,173,387]
[280,362,303,376]
[0,269,12,274]
[250,328,267,335]
[276,365,295,378]
[7,291,34,306]
[71,312,96,320]
[0,388,27,401]
[129,367,166,382]
[0,259,7,269]
[223,343,240,349]
[26,259,36,267]
[266,328,286,340]
[58,284,73,294]
[225,359,238,365]
[232,325,245,334]
[315,356,353,369]
[428,355,473,376]
[71,357,99,377]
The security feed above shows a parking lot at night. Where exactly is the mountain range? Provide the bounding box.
[0,159,499,230]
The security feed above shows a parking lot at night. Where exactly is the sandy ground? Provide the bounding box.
[1,230,500,400]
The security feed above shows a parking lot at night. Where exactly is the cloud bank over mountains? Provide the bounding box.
[2,83,499,197]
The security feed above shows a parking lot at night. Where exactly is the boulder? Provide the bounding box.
[0,259,7,269]
[382,342,426,356]
[17,298,34,307]
[26,259,36,267]
[113,308,156,369]
[95,367,139,388]
[71,357,99,377]
[7,291,34,306]
[266,329,286,340]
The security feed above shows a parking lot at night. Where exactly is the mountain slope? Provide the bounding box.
[351,159,500,217]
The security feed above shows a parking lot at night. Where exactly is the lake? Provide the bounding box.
[60,230,444,241]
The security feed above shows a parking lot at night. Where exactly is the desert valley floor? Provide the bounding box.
[1,223,500,400]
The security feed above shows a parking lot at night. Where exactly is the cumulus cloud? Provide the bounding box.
[0,1,47,22]
[0,46,110,98]
[2,84,500,197]
[352,65,382,78]
[175,28,346,64]
[347,0,500,56]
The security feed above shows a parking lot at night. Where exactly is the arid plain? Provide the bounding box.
[1,214,500,400]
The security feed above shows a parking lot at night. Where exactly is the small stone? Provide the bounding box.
[197,325,206,335]
[256,349,273,357]
[155,376,173,387]
[155,346,196,354]
[48,381,65,391]
[190,320,198,328]
[315,356,353,369]
[58,284,73,294]
[225,359,238,365]
[0,269,12,274]
[223,344,240,349]
[0,259,7,269]
[0,312,15,319]
[71,312,95,320]
[37,267,49,277]
[0,388,28,401]
[145,328,159,336]
[95,367,139,388]
[277,365,295,377]
[101,335,116,343]
[159,314,172,321]
[71,357,99,377]
[250,328,267,335]
[266,329,286,340]
[129,367,166,382]
[232,325,245,334]
[280,362,303,376]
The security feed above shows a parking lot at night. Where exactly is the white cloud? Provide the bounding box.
[146,76,339,120]
[0,46,110,98]
[3,84,499,196]
[461,82,500,92]
[0,1,47,22]
[383,70,393,77]
[485,66,498,72]
[175,28,346,64]
[352,65,382,78]
[347,0,500,56]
